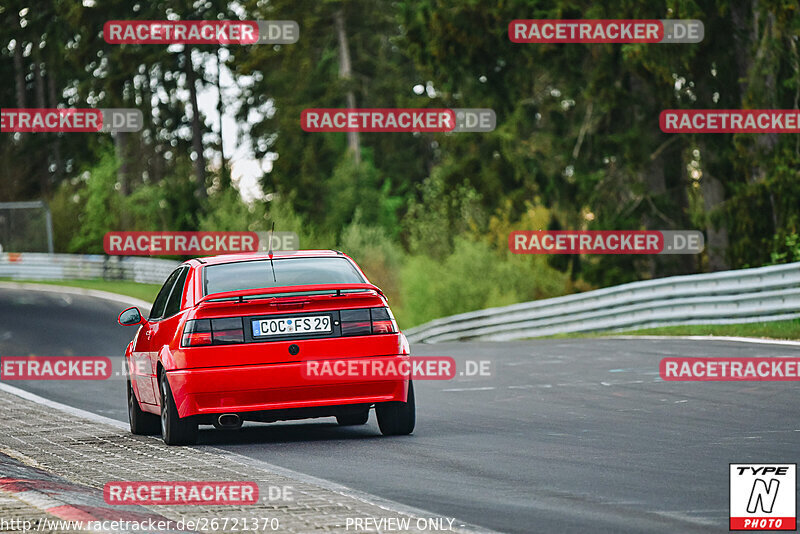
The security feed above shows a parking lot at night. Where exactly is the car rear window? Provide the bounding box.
[204,257,366,295]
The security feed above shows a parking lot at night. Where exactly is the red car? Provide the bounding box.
[117,250,414,445]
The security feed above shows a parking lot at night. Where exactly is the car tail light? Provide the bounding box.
[370,307,397,334]
[340,308,398,336]
[340,309,372,336]
[211,317,245,344]
[182,319,212,346]
[182,318,244,347]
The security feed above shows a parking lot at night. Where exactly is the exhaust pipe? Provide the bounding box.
[215,413,242,430]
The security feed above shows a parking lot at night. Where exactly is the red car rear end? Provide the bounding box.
[118,250,415,445]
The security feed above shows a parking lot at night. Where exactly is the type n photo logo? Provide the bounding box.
[730,464,796,530]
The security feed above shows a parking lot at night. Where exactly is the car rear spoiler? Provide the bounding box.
[197,283,385,304]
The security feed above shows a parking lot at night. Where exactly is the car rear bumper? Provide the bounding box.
[166,355,409,418]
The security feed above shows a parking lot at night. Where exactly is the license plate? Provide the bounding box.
[252,316,332,337]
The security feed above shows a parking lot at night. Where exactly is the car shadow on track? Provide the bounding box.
[195,420,388,445]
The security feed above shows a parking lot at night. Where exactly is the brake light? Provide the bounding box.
[211,317,245,344]
[182,318,244,347]
[340,308,397,336]
[340,309,371,336]
[182,319,212,346]
[371,307,397,334]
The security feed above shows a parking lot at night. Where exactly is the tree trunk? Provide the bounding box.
[630,72,669,278]
[110,75,132,201]
[700,172,729,270]
[13,42,26,108]
[334,9,361,165]
[33,55,49,196]
[47,67,63,183]
[731,3,778,217]
[114,132,130,196]
[217,47,230,189]
[33,61,45,109]
[150,68,166,184]
[185,49,207,200]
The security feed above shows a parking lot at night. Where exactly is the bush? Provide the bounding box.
[68,150,121,253]
[394,237,569,328]
[338,215,404,308]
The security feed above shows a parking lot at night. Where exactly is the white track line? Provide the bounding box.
[6,281,798,532]
[0,381,496,533]
[606,335,800,347]
[0,284,494,530]
[1,283,498,530]
[3,282,798,348]
[0,383,128,430]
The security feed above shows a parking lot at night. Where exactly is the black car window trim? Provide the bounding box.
[148,268,181,321]
[150,267,187,322]
[162,267,189,319]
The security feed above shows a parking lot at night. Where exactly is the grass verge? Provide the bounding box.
[3,279,799,341]
[561,319,800,341]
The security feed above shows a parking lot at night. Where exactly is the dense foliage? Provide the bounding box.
[1,0,798,326]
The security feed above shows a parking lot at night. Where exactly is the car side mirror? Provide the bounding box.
[118,306,145,326]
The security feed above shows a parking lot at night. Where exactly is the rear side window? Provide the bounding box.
[163,267,189,318]
[204,257,366,295]
[150,268,182,320]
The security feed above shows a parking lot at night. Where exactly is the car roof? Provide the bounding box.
[187,249,346,267]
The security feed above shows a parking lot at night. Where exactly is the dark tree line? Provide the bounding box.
[1,0,799,297]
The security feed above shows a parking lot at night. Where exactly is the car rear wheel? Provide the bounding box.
[376,381,415,436]
[336,410,369,426]
[159,371,198,445]
[127,379,160,435]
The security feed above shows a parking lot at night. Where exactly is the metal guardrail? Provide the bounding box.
[405,262,800,343]
[3,253,799,343]
[0,253,178,285]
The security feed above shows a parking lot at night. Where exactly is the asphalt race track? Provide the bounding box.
[1,285,799,533]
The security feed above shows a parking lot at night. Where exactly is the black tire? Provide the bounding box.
[127,379,160,435]
[159,371,198,445]
[376,381,415,436]
[336,410,369,426]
